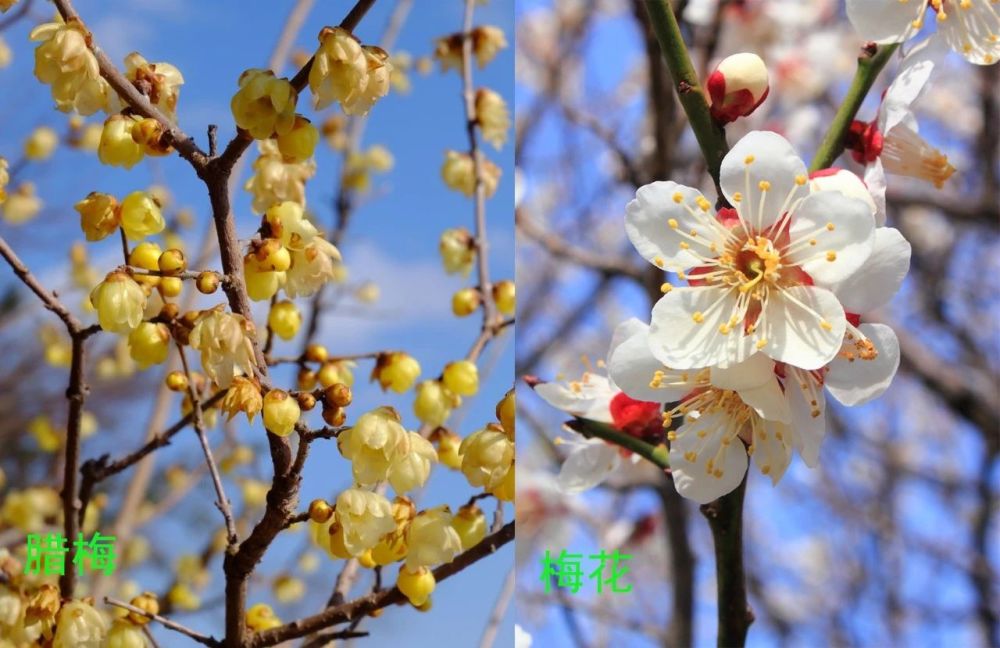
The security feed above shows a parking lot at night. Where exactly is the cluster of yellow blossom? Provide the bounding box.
[371,352,421,393]
[245,140,316,214]
[308,27,392,115]
[30,18,111,115]
[338,407,437,493]
[75,190,163,241]
[433,25,508,71]
[441,149,502,198]
[341,144,394,193]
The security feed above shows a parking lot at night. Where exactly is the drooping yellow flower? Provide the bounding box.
[244,253,285,302]
[338,407,407,485]
[438,227,474,276]
[124,52,184,118]
[496,388,515,439]
[2,182,42,224]
[75,191,119,241]
[245,603,281,632]
[30,19,110,115]
[433,26,508,72]
[308,27,368,111]
[52,600,108,648]
[262,389,300,437]
[430,428,463,470]
[105,619,147,648]
[441,150,501,198]
[343,46,392,116]
[335,488,396,556]
[231,68,297,140]
[372,352,421,393]
[474,88,509,149]
[397,565,435,607]
[127,321,170,368]
[188,309,258,388]
[98,114,144,168]
[493,279,515,316]
[413,380,460,427]
[389,432,437,494]
[442,360,479,397]
[459,424,513,491]
[90,270,146,333]
[276,115,319,163]
[405,506,462,569]
[119,191,165,240]
[245,140,316,214]
[451,503,487,549]
[24,126,59,160]
[284,239,342,298]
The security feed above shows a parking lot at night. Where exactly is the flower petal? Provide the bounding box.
[864,159,888,227]
[649,286,756,370]
[935,3,1000,65]
[720,131,809,232]
[880,37,945,133]
[557,440,621,494]
[709,352,777,391]
[625,181,726,271]
[846,0,922,44]
[826,323,900,406]
[740,378,792,423]
[608,321,691,403]
[752,420,793,485]
[761,285,846,370]
[785,368,826,467]
[832,227,911,314]
[786,191,876,286]
[534,376,616,423]
[669,411,747,504]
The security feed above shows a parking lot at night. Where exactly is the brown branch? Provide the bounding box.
[249,521,514,647]
[0,236,86,334]
[104,597,222,647]
[700,475,753,647]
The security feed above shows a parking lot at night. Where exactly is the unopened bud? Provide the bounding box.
[707,53,769,124]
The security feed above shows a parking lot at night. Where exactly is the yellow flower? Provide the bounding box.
[262,389,300,437]
[244,253,285,302]
[441,150,501,198]
[442,360,479,397]
[29,415,61,452]
[413,380,460,427]
[493,279,515,316]
[52,600,107,648]
[24,126,59,160]
[397,565,435,607]
[459,424,513,491]
[231,68,297,140]
[335,488,396,556]
[405,506,462,569]
[389,51,412,93]
[431,428,463,470]
[40,324,72,367]
[451,503,487,549]
[188,309,258,388]
[1,486,60,531]
[245,140,316,214]
[343,46,391,116]
[246,603,281,632]
[99,114,145,168]
[75,192,119,241]
[90,271,146,333]
[439,227,474,276]
[434,26,508,71]
[2,183,42,224]
[276,115,319,163]
[475,88,509,149]
[119,191,164,240]
[167,583,201,611]
[105,619,146,648]
[129,241,162,286]
[264,201,319,250]
[272,575,305,604]
[387,432,437,494]
[451,287,481,317]
[308,27,368,111]
[285,239,342,298]
[124,52,184,118]
[127,321,170,368]
[496,388,515,439]
[318,359,355,388]
[372,352,421,393]
[268,300,301,340]
[338,407,407,485]
[31,19,110,115]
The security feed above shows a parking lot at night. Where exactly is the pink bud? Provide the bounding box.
[707,53,770,124]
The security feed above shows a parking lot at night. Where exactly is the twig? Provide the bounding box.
[104,597,222,647]
[700,475,753,647]
[565,418,670,471]
[477,568,515,648]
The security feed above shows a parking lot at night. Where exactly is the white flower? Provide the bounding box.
[551,436,622,494]
[846,0,1000,65]
[533,371,618,423]
[515,625,534,648]
[627,131,876,371]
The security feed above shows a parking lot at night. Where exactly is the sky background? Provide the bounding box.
[0,0,515,645]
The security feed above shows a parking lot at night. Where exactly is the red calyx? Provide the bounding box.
[844,120,883,164]
[609,392,662,442]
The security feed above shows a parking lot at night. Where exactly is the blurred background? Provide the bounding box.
[0,0,514,645]
[514,0,998,646]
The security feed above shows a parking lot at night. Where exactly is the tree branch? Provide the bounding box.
[104,597,222,647]
[564,417,670,471]
[700,475,753,647]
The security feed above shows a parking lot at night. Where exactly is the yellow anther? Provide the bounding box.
[696,196,711,212]
[732,192,742,203]
[684,451,697,462]
[811,408,821,418]
[679,242,690,250]
[744,155,755,164]
[677,271,687,280]
[758,180,771,191]
[689,229,699,237]
[660,283,673,293]
[795,175,807,186]
[667,218,679,229]
[761,465,771,475]
[820,320,833,331]
[667,431,677,441]
[809,239,817,246]
[654,257,664,268]
[826,251,837,262]
[697,430,707,438]
[756,338,767,349]
[825,222,835,231]
[672,192,684,203]
[712,469,723,478]
[718,323,730,335]
[692,311,705,324]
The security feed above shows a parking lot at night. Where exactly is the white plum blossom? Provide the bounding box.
[626,131,876,372]
[846,0,1000,65]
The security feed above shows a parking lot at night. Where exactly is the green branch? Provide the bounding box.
[565,418,670,471]
[642,0,730,185]
[810,43,899,172]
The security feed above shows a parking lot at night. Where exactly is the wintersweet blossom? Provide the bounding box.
[847,0,1000,65]
[626,131,876,371]
[90,271,145,333]
[309,27,366,110]
[335,488,396,556]
[52,600,107,647]
[475,88,510,148]
[405,506,462,569]
[30,19,110,115]
[124,52,184,118]
[230,69,297,140]
[245,140,316,214]
[188,309,258,388]
[338,407,407,486]
[284,239,342,298]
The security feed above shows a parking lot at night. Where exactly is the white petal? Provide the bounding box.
[935,3,1000,65]
[608,323,691,403]
[625,181,726,271]
[709,352,776,392]
[720,131,809,231]
[881,37,945,133]
[832,227,911,314]
[785,368,826,467]
[826,323,900,406]
[864,160,888,227]
[649,286,756,370]
[761,286,846,370]
[557,440,621,494]
[752,420,793,485]
[846,0,922,44]
[786,191,876,286]
[669,411,747,504]
[609,317,648,362]
[739,378,792,423]
[534,377,616,423]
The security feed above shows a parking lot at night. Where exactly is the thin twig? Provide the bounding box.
[104,597,222,647]
[477,567,515,648]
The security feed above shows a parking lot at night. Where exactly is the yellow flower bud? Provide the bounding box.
[129,241,162,286]
[251,238,292,272]
[75,191,119,241]
[262,389,300,437]
[246,603,282,632]
[30,20,110,115]
[90,271,146,333]
[496,388,515,439]
[327,521,352,559]
[324,382,352,407]
[397,565,436,607]
[24,125,59,160]
[196,271,221,294]
[231,68,297,140]
[244,254,284,301]
[405,506,462,569]
[431,428,463,470]
[127,592,159,626]
[131,117,171,156]
[475,88,509,149]
[451,287,481,317]
[120,191,165,240]
[442,360,479,397]
[53,600,108,648]
[318,359,355,387]
[222,376,263,423]
[268,300,302,340]
[158,248,186,275]
[493,279,515,316]
[309,498,333,524]
[276,115,319,163]
[124,52,184,118]
[165,370,188,392]
[99,114,145,168]
[167,583,201,611]
[159,275,183,298]
[413,380,460,427]
[372,352,421,393]
[452,504,487,549]
[459,425,513,491]
[128,321,170,368]
[439,227,474,276]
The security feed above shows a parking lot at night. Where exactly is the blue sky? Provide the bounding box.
[0,0,514,645]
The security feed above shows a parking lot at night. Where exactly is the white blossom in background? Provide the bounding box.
[846,0,1000,65]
